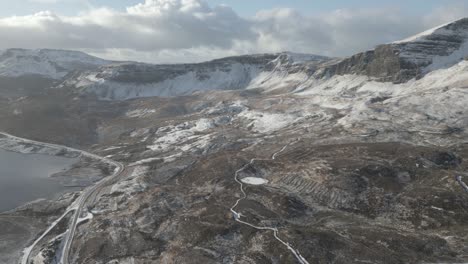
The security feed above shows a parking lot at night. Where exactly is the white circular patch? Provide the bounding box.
[240,177,269,185]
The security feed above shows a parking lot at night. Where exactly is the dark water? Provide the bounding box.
[0,149,77,212]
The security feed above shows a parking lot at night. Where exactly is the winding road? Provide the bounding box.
[0,132,124,264]
[230,142,310,264]
[59,159,123,264]
[456,175,468,193]
[5,130,307,263]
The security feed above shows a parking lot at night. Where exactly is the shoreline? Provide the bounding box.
[0,132,118,264]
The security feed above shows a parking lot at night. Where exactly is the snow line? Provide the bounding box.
[229,142,309,264]
[0,132,124,264]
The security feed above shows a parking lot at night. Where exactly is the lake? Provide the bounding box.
[0,148,78,212]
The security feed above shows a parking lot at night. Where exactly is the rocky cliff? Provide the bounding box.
[318,18,468,83]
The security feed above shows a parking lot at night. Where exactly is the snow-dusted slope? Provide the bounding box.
[393,21,454,44]
[295,59,468,145]
[72,62,264,100]
[0,49,110,79]
[11,18,468,101]
[395,18,468,72]
[66,17,468,101]
[317,18,468,83]
[66,53,331,100]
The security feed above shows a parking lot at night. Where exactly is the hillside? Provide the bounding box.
[0,49,110,79]
[0,18,468,264]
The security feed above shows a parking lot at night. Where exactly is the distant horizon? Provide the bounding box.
[0,48,338,64]
[1,0,467,63]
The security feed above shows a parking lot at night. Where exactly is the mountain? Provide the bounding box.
[58,18,468,100]
[0,48,111,79]
[317,18,468,83]
[6,18,468,99]
[1,19,468,264]
[64,52,330,100]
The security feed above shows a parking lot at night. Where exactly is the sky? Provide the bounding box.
[0,0,468,63]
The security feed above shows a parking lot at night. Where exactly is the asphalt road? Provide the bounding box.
[0,132,124,264]
[229,142,309,264]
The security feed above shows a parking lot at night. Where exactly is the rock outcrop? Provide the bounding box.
[318,18,468,83]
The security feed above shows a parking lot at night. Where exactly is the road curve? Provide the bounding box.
[60,159,123,264]
[229,142,310,264]
[456,175,468,193]
[0,132,124,264]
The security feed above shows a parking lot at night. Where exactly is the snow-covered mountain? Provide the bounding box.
[60,18,468,100]
[2,17,468,264]
[6,18,468,100]
[0,49,111,79]
[318,18,468,83]
[397,18,468,71]
[65,52,330,100]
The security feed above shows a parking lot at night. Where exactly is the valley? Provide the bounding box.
[0,18,468,264]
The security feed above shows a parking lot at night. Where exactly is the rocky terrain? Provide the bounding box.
[0,18,468,264]
[0,137,113,264]
[63,53,329,100]
[318,18,468,83]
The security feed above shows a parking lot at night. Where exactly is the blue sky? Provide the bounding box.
[2,0,463,17]
[1,0,467,63]
[206,0,451,16]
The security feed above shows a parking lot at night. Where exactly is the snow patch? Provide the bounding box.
[204,101,247,115]
[130,128,151,138]
[110,166,148,195]
[102,146,123,151]
[129,157,161,166]
[77,212,94,224]
[249,71,309,92]
[239,111,299,133]
[126,109,156,118]
[241,177,269,185]
[148,117,227,152]
[426,40,468,72]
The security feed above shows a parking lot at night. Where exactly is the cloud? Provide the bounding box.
[422,3,468,26]
[1,0,467,63]
[252,8,333,54]
[0,1,253,51]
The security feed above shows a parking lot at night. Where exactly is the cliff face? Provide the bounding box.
[318,46,408,83]
[318,18,468,83]
[65,53,332,100]
[8,19,468,100]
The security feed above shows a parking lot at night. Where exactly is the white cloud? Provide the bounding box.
[1,0,467,63]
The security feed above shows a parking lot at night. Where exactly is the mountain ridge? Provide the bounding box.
[320,18,468,83]
[4,18,468,99]
[0,48,111,79]
[1,17,468,264]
